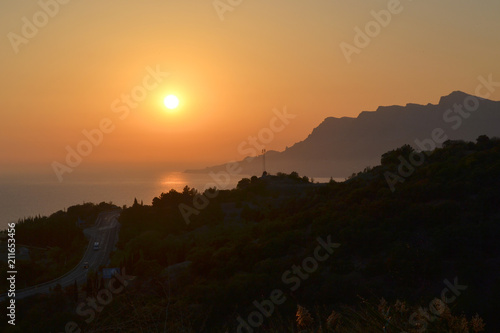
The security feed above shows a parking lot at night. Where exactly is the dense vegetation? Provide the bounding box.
[2,137,499,332]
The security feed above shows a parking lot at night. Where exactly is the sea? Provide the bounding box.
[0,172,337,231]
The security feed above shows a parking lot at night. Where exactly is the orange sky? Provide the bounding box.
[1,0,499,180]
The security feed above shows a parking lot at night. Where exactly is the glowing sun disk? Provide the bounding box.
[164,95,179,109]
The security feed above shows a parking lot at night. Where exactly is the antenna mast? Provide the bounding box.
[262,149,267,175]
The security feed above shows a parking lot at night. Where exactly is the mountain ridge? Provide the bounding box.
[186,91,500,178]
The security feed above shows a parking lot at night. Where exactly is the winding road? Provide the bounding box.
[1,210,121,301]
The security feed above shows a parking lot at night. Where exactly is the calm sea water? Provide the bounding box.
[0,172,336,230]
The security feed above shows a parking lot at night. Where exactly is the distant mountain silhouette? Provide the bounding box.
[186,91,500,178]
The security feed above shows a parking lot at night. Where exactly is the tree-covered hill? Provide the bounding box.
[104,136,500,332]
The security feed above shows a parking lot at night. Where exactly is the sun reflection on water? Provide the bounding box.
[159,172,189,192]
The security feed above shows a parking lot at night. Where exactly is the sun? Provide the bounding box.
[164,95,179,110]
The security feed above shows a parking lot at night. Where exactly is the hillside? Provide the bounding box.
[5,136,499,332]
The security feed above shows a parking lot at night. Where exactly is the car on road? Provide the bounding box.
[93,241,100,250]
[83,261,89,269]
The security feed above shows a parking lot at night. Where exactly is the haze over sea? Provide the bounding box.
[0,172,336,231]
[0,172,242,231]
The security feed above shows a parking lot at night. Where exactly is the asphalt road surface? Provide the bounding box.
[1,210,121,301]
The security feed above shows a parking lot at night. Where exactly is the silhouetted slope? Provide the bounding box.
[4,139,500,332]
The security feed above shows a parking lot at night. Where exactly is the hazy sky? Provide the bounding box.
[1,0,499,179]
